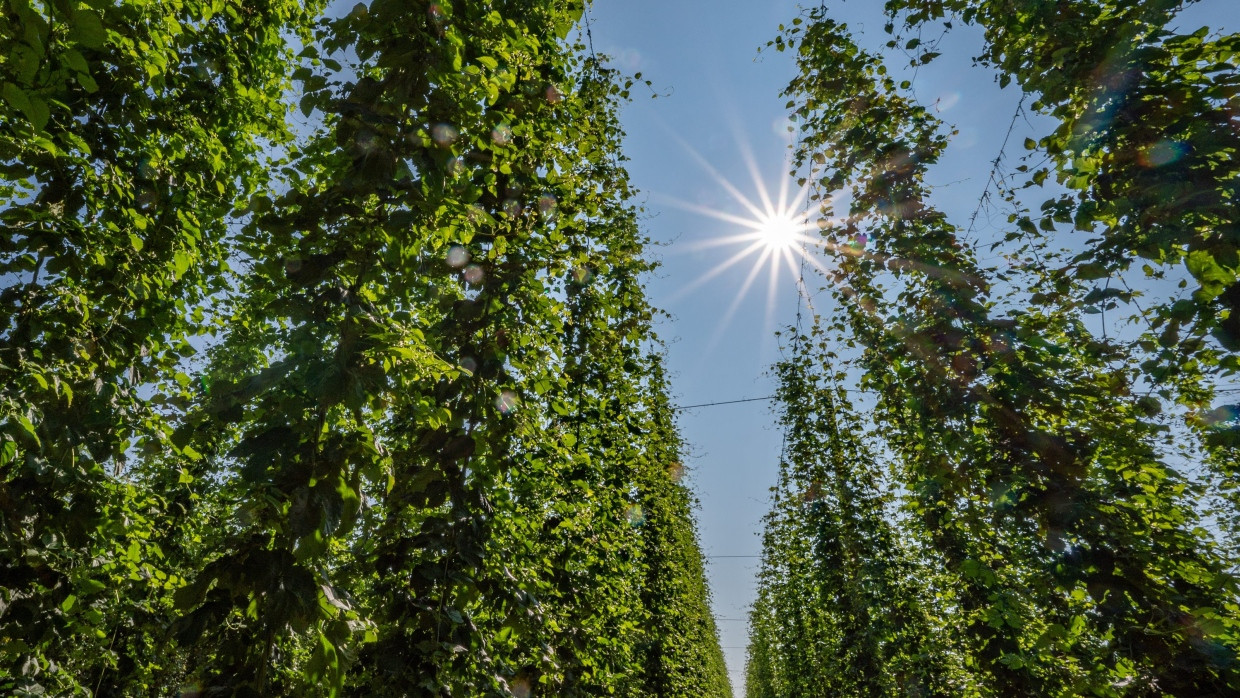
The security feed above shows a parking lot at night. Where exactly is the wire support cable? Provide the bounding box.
[673,396,777,411]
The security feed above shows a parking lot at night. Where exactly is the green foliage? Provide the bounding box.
[1,0,318,693]
[1,1,729,696]
[887,0,1240,376]
[749,3,1240,696]
[747,321,962,697]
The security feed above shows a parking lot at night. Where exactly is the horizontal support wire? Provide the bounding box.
[672,396,775,411]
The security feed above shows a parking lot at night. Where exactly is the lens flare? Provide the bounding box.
[656,127,837,347]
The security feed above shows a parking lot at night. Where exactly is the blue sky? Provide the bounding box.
[586,0,1240,691]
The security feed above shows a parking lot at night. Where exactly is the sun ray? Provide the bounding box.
[659,114,997,379]
[665,130,769,222]
[782,246,801,285]
[798,276,820,321]
[653,194,770,231]
[760,252,783,355]
[706,246,776,351]
[786,180,812,218]
[679,232,763,253]
[659,123,864,340]
[801,249,839,279]
[735,135,777,218]
[776,163,792,217]
[663,238,770,304]
[765,245,785,327]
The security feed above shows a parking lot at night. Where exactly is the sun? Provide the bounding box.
[658,143,825,303]
[649,127,851,348]
[756,211,805,252]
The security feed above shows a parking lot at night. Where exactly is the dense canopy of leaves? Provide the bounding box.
[748,1,1240,696]
[0,1,730,696]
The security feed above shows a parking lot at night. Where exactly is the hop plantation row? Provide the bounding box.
[7,0,1240,696]
[748,2,1240,696]
[0,0,730,695]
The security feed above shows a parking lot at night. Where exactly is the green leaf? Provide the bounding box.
[2,83,48,131]
[76,70,99,93]
[173,578,208,610]
[15,414,40,448]
[305,632,341,691]
[71,10,107,49]
[1186,249,1235,298]
[1076,262,1108,280]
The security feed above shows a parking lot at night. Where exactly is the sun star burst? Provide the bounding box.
[657,132,843,347]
